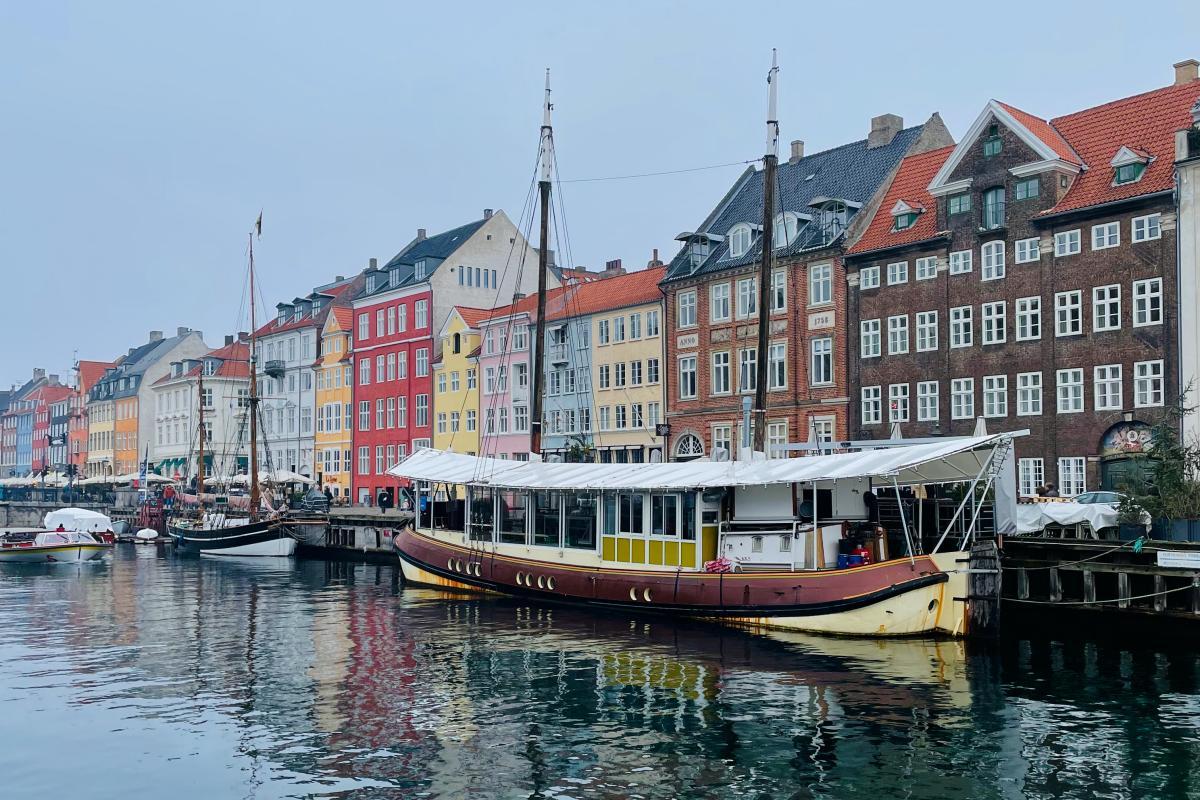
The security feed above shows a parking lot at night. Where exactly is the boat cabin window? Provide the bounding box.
[651,493,679,537]
[497,490,527,545]
[682,492,697,540]
[799,487,834,521]
[468,486,494,541]
[564,492,597,549]
[532,491,561,547]
[618,493,644,536]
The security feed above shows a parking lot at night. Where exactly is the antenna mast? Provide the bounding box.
[530,69,553,457]
[248,227,261,517]
[753,50,779,455]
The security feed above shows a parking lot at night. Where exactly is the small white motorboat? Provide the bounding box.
[0,530,112,563]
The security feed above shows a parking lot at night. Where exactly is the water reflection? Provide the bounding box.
[0,550,1198,799]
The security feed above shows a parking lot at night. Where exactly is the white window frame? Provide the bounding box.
[886,261,908,285]
[1094,364,1123,411]
[1015,237,1041,264]
[916,311,938,352]
[950,306,973,348]
[1058,457,1087,497]
[981,301,1006,345]
[888,383,909,423]
[678,355,697,400]
[1055,291,1082,337]
[1015,297,1041,341]
[861,386,882,425]
[1132,213,1162,242]
[948,250,973,275]
[915,256,938,281]
[860,319,881,358]
[677,290,697,328]
[809,264,833,306]
[1016,372,1042,416]
[982,374,1008,418]
[951,378,974,420]
[710,283,731,323]
[1133,278,1162,327]
[1056,368,1084,413]
[1092,284,1121,332]
[727,223,752,259]
[1019,458,1045,497]
[887,315,909,355]
[859,265,880,290]
[809,338,832,386]
[981,241,1006,281]
[1054,229,1081,256]
[710,351,731,396]
[1134,360,1164,408]
[736,277,758,319]
[1091,222,1120,251]
[917,381,939,422]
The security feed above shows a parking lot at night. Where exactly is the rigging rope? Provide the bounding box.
[559,159,755,184]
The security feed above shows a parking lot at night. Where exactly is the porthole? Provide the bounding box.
[455,559,465,573]
[473,563,482,577]
[643,588,652,603]
[629,587,638,601]
[515,571,524,585]
[447,559,454,572]
[928,598,939,613]
[547,576,556,591]
[537,575,545,589]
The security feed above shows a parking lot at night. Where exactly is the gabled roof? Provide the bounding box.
[544,267,666,321]
[152,339,250,386]
[664,124,926,281]
[76,360,114,393]
[847,146,955,257]
[323,306,354,335]
[254,278,360,338]
[454,306,493,329]
[481,286,571,325]
[1045,79,1200,214]
[994,101,1082,165]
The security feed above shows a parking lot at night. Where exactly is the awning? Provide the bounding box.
[387,434,1013,490]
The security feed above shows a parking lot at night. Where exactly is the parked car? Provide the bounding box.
[1073,490,1125,505]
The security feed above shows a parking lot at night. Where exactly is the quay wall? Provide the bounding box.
[0,501,111,529]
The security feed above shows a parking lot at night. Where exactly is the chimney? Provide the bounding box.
[789,140,804,163]
[868,114,903,149]
[368,257,378,270]
[483,208,494,220]
[49,374,59,386]
[602,259,626,277]
[513,292,526,301]
[149,330,163,342]
[647,248,663,268]
[1175,59,1199,86]
[224,334,234,346]
[238,331,248,341]
[176,326,189,337]
[32,368,46,382]
[335,275,345,282]
[416,228,427,242]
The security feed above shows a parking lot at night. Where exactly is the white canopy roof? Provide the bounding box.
[44,507,113,533]
[387,434,1011,490]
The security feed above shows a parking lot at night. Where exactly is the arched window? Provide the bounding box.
[983,187,1005,230]
[727,223,753,259]
[452,332,461,354]
[773,212,801,249]
[674,434,704,461]
[817,201,848,246]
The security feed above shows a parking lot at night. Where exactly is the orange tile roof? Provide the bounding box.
[454,306,494,329]
[328,306,353,332]
[1046,80,1200,215]
[152,339,250,385]
[545,266,666,321]
[76,360,114,392]
[482,286,571,323]
[846,146,954,256]
[995,101,1081,165]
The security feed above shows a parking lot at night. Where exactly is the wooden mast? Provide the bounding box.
[248,228,261,518]
[196,367,205,501]
[752,50,780,454]
[529,69,553,457]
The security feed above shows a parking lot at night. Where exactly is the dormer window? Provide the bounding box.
[812,200,850,246]
[415,260,427,280]
[277,308,288,325]
[311,299,322,316]
[890,200,923,232]
[727,223,753,259]
[772,212,805,249]
[203,360,217,377]
[390,268,400,287]
[366,275,377,293]
[983,123,1002,158]
[293,307,303,323]
[1110,146,1150,186]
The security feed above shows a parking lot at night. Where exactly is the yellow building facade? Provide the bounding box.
[590,296,667,463]
[315,308,354,501]
[432,307,486,456]
[86,399,115,478]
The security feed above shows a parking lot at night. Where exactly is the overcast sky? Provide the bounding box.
[3,1,1198,387]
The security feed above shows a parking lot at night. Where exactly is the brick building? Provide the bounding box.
[661,114,951,460]
[845,63,1200,496]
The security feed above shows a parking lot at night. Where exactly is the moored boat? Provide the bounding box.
[0,530,111,563]
[388,434,1013,638]
[169,515,295,557]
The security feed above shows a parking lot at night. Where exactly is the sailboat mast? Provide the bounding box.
[752,50,779,455]
[529,69,553,457]
[196,368,205,499]
[248,231,261,516]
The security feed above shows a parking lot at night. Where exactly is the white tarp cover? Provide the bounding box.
[387,434,1008,490]
[43,507,113,533]
[1012,502,1120,535]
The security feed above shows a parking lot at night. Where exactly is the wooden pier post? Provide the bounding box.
[1083,570,1096,605]
[967,539,1001,636]
[1017,567,1029,600]
[1118,572,1131,609]
[1155,575,1167,613]
[1049,568,1062,603]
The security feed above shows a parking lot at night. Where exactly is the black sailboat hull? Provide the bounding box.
[168,518,296,556]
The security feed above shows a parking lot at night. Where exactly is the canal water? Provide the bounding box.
[1,549,1199,799]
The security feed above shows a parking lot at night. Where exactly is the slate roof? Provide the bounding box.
[356,218,490,303]
[254,279,359,339]
[846,146,955,256]
[663,124,925,282]
[1045,79,1200,215]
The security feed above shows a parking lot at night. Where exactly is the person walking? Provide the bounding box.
[377,487,393,515]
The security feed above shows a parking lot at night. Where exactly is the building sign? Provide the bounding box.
[1157,550,1200,570]
[1100,421,1152,458]
[655,424,671,437]
[677,333,699,350]
[808,310,835,330]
